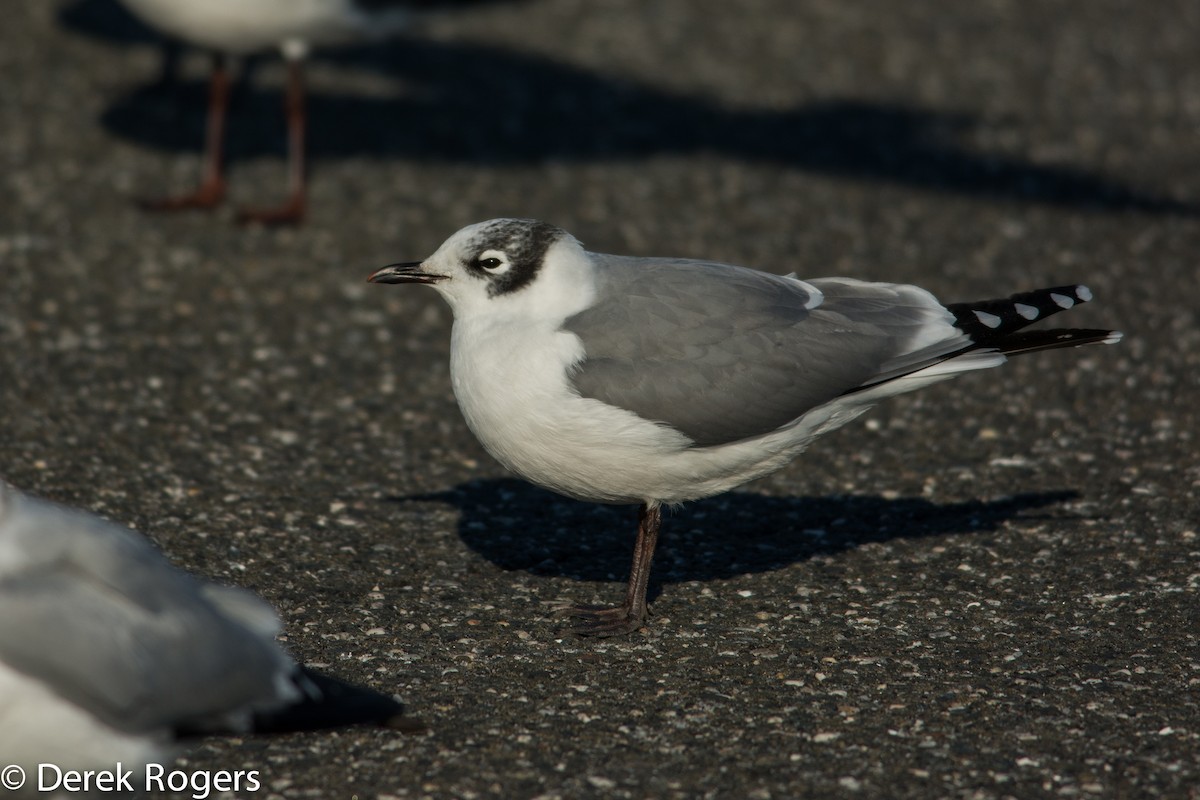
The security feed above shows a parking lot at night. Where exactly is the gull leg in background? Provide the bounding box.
[141,53,229,212]
[236,57,307,226]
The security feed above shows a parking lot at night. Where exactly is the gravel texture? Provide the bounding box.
[2,1,1198,798]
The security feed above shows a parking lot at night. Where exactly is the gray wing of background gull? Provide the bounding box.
[0,483,295,734]
[563,255,968,447]
[0,482,413,737]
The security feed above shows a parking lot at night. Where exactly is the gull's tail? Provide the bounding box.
[848,284,1121,397]
[947,284,1123,356]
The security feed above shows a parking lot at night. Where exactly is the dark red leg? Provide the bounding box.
[141,53,229,212]
[237,57,306,225]
[564,503,662,637]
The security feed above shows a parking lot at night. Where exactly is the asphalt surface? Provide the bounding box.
[3,1,1198,798]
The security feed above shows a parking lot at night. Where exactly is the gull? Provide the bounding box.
[0,481,422,784]
[116,0,510,224]
[368,218,1122,636]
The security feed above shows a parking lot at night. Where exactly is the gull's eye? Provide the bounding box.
[472,249,511,275]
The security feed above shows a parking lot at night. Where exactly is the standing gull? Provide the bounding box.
[116,0,511,224]
[0,481,421,786]
[368,218,1122,636]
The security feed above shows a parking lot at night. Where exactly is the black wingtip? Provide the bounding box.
[251,666,427,735]
[947,284,1099,344]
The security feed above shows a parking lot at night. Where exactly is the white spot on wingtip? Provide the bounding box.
[1050,293,1074,308]
[1076,285,1093,302]
[1013,303,1039,320]
[1104,331,1124,344]
[800,283,825,310]
[973,310,1002,328]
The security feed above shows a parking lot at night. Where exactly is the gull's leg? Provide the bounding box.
[564,503,662,637]
[141,53,229,211]
[237,57,306,225]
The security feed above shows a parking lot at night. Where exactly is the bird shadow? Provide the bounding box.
[61,0,1193,214]
[59,0,186,86]
[389,478,1081,593]
[59,0,165,45]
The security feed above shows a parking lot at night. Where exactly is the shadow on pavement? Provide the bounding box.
[391,478,1080,590]
[62,0,1193,214]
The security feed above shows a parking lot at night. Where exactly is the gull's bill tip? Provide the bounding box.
[367,262,448,285]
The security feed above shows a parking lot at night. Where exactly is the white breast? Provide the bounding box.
[117,0,391,54]
[450,314,662,503]
[0,661,171,785]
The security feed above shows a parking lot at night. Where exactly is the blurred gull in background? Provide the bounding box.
[116,0,515,224]
[0,480,422,789]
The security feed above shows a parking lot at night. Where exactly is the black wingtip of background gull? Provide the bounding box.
[228,666,425,736]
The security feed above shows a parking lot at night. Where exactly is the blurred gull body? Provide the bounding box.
[116,0,510,223]
[0,481,419,789]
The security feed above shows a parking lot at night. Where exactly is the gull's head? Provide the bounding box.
[368,219,590,318]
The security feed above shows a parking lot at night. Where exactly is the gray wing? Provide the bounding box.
[0,485,290,734]
[563,256,963,447]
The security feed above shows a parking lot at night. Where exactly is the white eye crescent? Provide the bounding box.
[476,249,511,274]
